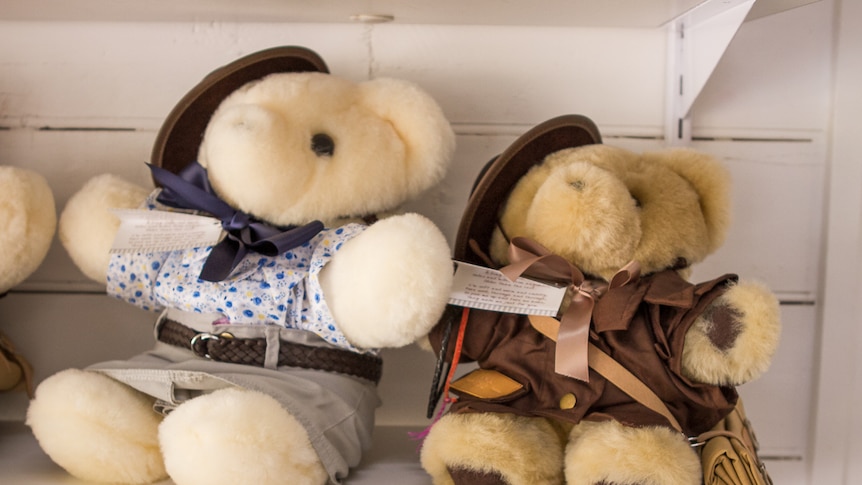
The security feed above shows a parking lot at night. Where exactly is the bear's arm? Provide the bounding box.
[680,279,780,386]
[106,251,170,313]
[59,174,151,283]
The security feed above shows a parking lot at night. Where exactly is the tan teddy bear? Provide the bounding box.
[420,115,780,485]
[26,46,455,485]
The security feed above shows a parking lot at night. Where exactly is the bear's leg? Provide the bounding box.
[565,420,701,485]
[420,412,566,485]
[158,387,328,485]
[26,368,167,484]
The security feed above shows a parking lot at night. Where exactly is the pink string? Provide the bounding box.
[408,396,454,447]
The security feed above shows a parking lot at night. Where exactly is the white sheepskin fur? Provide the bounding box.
[59,174,150,283]
[682,279,781,385]
[421,412,566,485]
[565,419,701,485]
[319,213,454,349]
[0,166,56,292]
[26,369,166,484]
[199,73,455,227]
[159,387,327,485]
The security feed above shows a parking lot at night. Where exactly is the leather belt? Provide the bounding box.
[156,319,382,384]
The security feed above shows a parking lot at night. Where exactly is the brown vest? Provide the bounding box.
[430,270,738,436]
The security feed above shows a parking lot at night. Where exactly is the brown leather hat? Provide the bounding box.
[454,114,602,264]
[150,46,329,177]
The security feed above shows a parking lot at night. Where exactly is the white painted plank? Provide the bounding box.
[0,11,834,483]
[0,0,705,28]
[0,293,156,420]
[0,129,155,291]
[692,0,833,134]
[759,459,807,485]
[689,140,826,297]
[371,24,668,130]
[1,21,672,131]
[0,21,370,126]
[3,129,820,294]
[738,304,816,458]
[811,0,862,482]
[402,133,519,245]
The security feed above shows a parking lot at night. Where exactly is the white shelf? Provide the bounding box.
[0,0,820,27]
[0,420,809,484]
[0,421,434,485]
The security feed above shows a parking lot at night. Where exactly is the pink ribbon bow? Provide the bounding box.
[499,237,640,382]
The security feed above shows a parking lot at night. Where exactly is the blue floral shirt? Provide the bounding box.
[107,192,368,352]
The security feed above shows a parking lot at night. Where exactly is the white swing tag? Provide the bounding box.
[110,209,224,253]
[448,261,567,316]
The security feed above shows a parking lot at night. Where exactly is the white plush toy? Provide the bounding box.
[0,165,56,395]
[27,46,455,485]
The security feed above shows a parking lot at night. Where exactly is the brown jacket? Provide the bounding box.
[430,270,738,436]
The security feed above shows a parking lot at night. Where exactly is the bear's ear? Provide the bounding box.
[357,78,455,196]
[651,148,732,253]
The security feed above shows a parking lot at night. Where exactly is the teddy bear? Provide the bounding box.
[0,165,57,397]
[25,46,455,485]
[419,114,781,485]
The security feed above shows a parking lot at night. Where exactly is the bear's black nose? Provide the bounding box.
[311,133,335,157]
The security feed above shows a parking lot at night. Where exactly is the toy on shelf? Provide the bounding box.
[420,115,780,485]
[27,46,455,485]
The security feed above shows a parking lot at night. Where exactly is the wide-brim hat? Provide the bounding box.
[454,114,603,264]
[150,46,329,177]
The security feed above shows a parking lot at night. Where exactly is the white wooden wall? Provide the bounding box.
[2,1,859,483]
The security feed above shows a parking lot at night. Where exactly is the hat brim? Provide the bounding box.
[454,114,602,263]
[150,46,329,178]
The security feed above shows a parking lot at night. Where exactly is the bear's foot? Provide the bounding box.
[421,412,566,485]
[26,369,166,484]
[565,420,700,485]
[159,387,327,485]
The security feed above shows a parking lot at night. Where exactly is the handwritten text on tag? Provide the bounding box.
[448,261,567,316]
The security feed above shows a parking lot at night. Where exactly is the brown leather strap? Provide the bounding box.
[587,343,683,432]
[157,319,382,384]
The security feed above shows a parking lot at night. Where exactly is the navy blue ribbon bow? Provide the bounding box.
[148,161,324,282]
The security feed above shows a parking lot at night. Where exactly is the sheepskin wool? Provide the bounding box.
[199,73,454,226]
[320,212,454,349]
[682,280,781,385]
[0,166,56,292]
[31,45,456,485]
[420,116,780,485]
[59,173,150,283]
[421,413,566,485]
[159,388,328,485]
[27,369,167,484]
[565,420,701,485]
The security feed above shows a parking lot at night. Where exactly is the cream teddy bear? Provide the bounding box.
[420,115,780,485]
[27,46,455,485]
[0,166,56,396]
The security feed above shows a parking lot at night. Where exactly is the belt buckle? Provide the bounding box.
[190,331,234,359]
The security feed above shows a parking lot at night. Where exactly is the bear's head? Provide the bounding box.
[152,46,455,228]
[459,115,730,282]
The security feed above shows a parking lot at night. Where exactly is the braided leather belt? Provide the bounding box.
[156,319,382,384]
